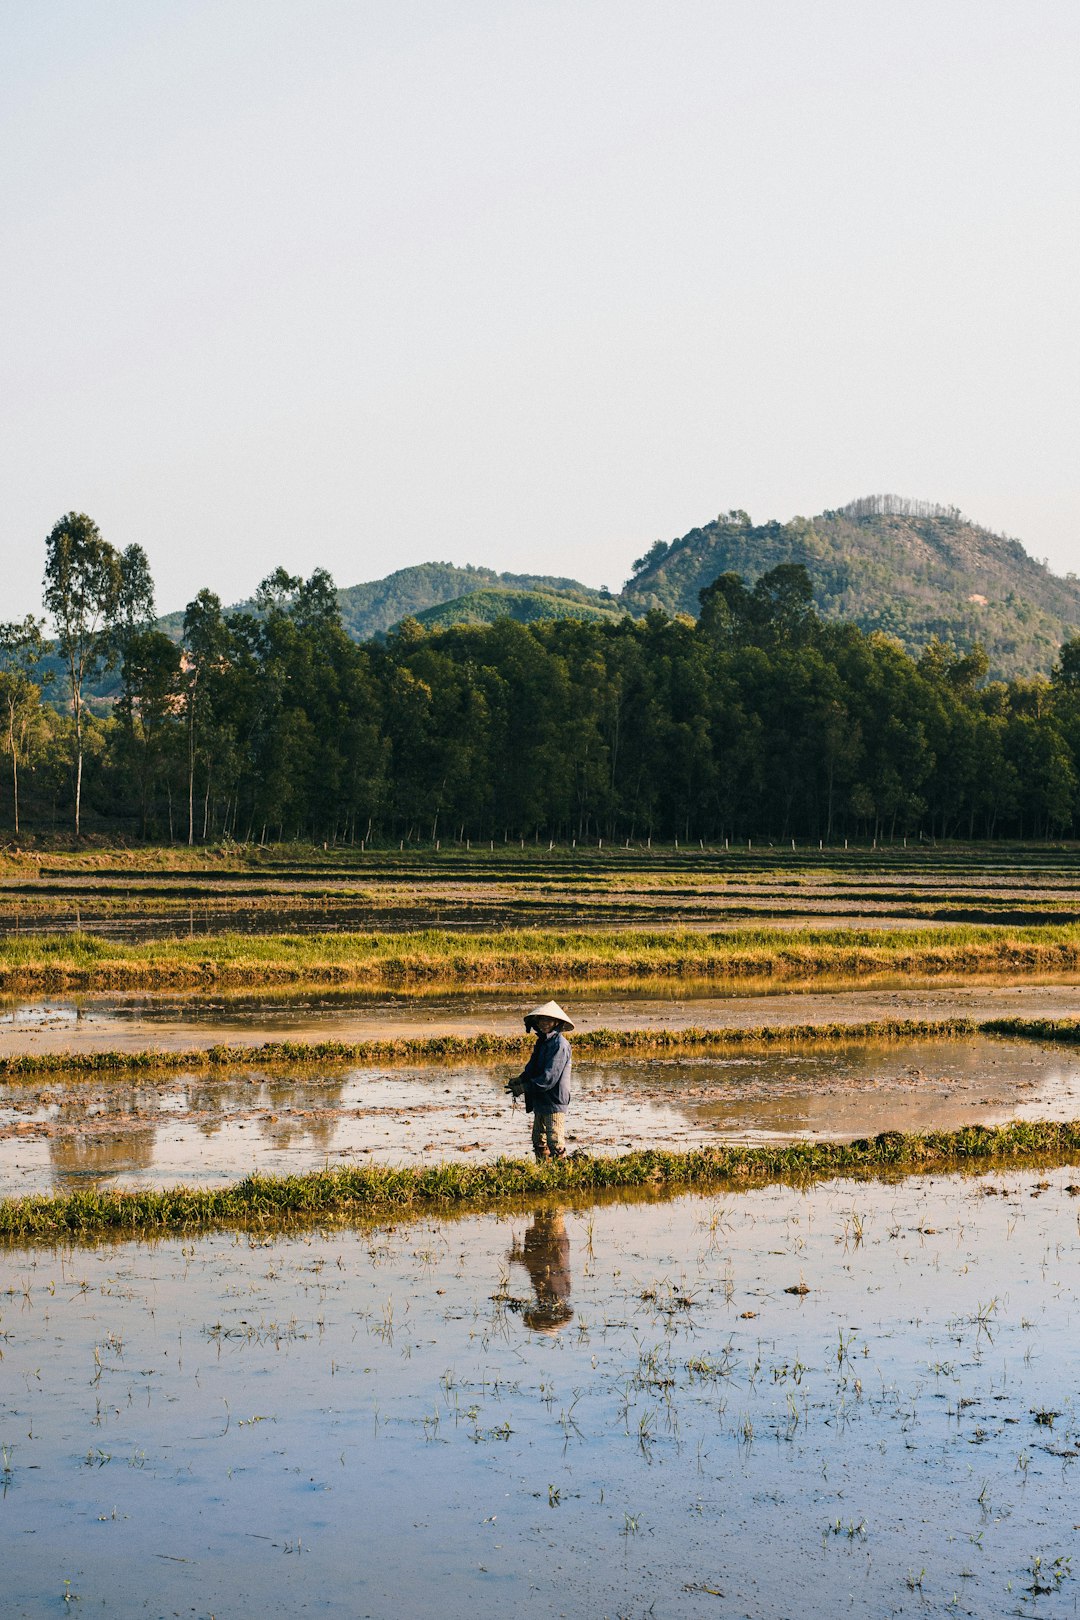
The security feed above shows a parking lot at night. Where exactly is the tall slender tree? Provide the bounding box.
[182,590,230,845]
[0,616,49,834]
[113,543,157,729]
[42,513,123,835]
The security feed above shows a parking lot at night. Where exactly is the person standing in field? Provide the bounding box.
[507,1000,574,1161]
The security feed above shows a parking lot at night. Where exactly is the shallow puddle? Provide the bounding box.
[4,1036,1080,1195]
[3,1174,1080,1616]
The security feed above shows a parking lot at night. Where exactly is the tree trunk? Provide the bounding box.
[187,741,195,845]
[7,708,18,836]
[73,688,83,838]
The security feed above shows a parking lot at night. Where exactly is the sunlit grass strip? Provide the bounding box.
[4,1121,1080,1238]
[0,1018,989,1080]
[3,1015,1078,1083]
[986,1017,1080,1042]
[3,924,1080,989]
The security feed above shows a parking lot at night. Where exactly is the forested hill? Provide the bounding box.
[148,497,1077,677]
[412,587,621,631]
[621,498,1080,678]
[153,564,615,646]
[337,564,614,640]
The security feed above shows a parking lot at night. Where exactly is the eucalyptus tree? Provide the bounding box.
[182,590,230,845]
[120,629,184,837]
[0,616,49,833]
[112,542,157,728]
[42,513,124,835]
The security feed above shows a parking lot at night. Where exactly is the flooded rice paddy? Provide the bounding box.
[5,849,1080,1613]
[2,976,1080,1059]
[5,849,1080,941]
[0,900,988,941]
[4,1036,1080,1197]
[4,1175,1080,1617]
[4,978,1080,1197]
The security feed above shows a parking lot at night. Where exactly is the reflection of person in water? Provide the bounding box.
[509,1208,573,1334]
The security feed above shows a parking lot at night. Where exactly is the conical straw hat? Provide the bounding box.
[523,1000,575,1032]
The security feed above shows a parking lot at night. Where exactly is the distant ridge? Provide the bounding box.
[338,563,614,641]
[147,496,1079,681]
[410,586,621,632]
[621,498,1080,678]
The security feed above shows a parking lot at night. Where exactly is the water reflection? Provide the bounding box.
[29,1070,351,1189]
[9,1033,1080,1198]
[49,1126,156,1186]
[509,1209,573,1334]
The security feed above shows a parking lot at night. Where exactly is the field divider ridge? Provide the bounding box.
[3,923,1080,990]
[5,1015,1080,1080]
[5,1120,1080,1239]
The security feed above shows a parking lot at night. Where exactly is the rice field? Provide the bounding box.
[2,922,1080,993]
[4,843,1080,945]
[5,1117,1080,1239]
[3,1174,1080,1617]
[3,843,1080,1615]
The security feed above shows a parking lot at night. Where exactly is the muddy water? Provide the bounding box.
[2,1174,1080,1617]
[4,1035,1080,1196]
[2,975,1079,1058]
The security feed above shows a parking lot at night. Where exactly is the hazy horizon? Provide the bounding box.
[3,2,1078,622]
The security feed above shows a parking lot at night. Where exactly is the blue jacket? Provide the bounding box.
[517,1031,572,1114]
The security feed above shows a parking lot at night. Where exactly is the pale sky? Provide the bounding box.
[2,1,1078,621]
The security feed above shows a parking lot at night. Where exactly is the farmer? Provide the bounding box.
[507,1000,574,1161]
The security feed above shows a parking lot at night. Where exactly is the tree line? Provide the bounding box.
[836,495,964,522]
[4,511,1080,845]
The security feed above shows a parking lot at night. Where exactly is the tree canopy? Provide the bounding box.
[19,531,1080,845]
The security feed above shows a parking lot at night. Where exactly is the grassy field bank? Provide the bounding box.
[3,923,1080,990]
[3,1120,1079,1238]
[3,1014,1080,1079]
[2,838,1080,871]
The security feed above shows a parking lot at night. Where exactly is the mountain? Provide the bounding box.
[620,497,1080,678]
[147,564,614,646]
[107,496,1080,685]
[337,563,614,641]
[410,586,622,632]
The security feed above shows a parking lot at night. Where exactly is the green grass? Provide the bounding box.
[0,1017,997,1080]
[6,1004,1080,1082]
[2,924,1080,990]
[3,1013,1079,1082]
[2,837,1079,871]
[3,1121,1080,1239]
[987,1016,1080,1042]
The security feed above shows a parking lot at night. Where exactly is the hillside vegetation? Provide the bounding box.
[142,497,1078,678]
[337,563,614,640]
[411,586,622,631]
[150,564,615,647]
[622,497,1080,678]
